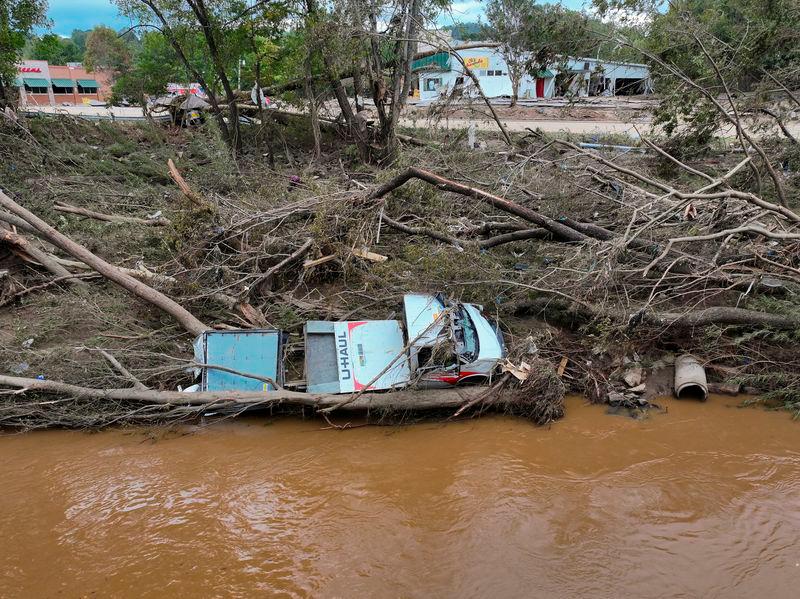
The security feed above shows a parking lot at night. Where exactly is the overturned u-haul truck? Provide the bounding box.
[304,293,506,393]
[193,293,505,394]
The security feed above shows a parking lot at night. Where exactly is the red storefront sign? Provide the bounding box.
[19,67,42,73]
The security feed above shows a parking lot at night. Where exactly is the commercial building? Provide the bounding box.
[15,60,111,107]
[413,44,652,102]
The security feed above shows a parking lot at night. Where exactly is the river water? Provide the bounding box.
[0,396,798,598]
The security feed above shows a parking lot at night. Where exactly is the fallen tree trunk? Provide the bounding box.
[0,189,209,336]
[0,373,484,411]
[367,167,587,242]
[381,214,549,249]
[51,257,178,287]
[53,201,170,226]
[0,226,80,283]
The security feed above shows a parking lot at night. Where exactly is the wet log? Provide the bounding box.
[0,189,209,336]
[512,294,800,331]
[0,374,485,411]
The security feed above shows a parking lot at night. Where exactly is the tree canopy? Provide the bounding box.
[30,32,82,63]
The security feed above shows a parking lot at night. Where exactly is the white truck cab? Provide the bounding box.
[304,293,506,393]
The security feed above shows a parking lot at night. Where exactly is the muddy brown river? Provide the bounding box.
[1,396,798,598]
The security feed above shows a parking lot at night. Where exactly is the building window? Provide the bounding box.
[21,77,50,93]
[76,79,99,94]
[424,78,441,92]
[486,70,505,77]
[52,85,73,94]
[455,76,464,85]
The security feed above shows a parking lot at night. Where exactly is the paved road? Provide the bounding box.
[400,116,800,139]
[23,104,799,140]
[400,116,656,137]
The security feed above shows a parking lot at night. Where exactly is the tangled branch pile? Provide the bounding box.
[0,101,798,429]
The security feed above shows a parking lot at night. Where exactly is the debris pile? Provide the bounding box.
[0,105,799,429]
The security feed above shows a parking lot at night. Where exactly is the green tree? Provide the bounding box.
[70,28,90,55]
[595,0,798,205]
[117,0,289,156]
[31,33,81,63]
[84,25,132,75]
[113,30,202,101]
[485,0,592,106]
[0,0,48,108]
[450,21,484,42]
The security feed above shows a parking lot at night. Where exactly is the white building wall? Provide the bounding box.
[418,47,650,101]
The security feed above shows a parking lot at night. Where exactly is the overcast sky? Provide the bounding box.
[43,0,588,36]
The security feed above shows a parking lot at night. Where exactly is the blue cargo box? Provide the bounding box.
[195,329,283,392]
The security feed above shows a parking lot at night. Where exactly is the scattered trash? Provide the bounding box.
[467,123,477,149]
[352,247,388,263]
[501,359,531,382]
[11,362,29,375]
[21,338,33,349]
[288,175,302,191]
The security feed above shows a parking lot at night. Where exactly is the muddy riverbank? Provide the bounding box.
[1,396,798,598]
